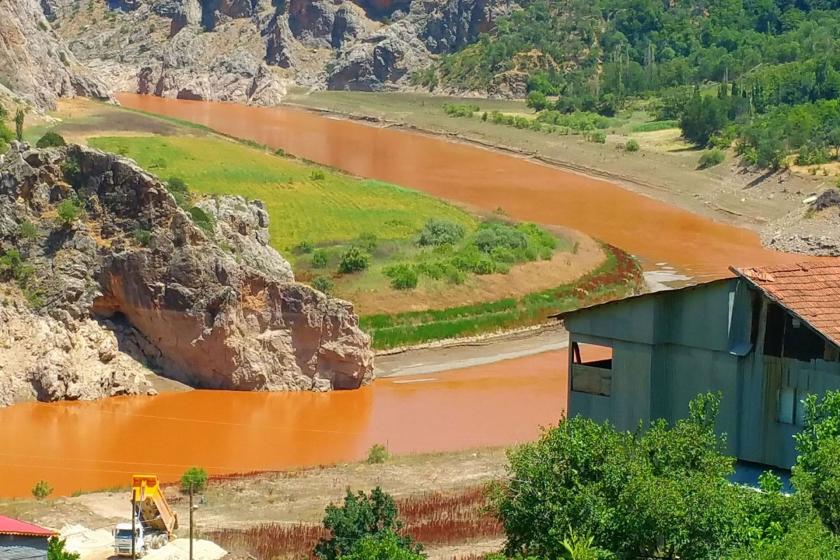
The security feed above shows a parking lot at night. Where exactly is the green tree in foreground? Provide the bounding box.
[338,532,424,560]
[338,247,369,274]
[496,393,807,560]
[180,466,208,493]
[48,537,79,560]
[314,487,420,560]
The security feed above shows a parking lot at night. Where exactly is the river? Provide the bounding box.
[0,95,801,498]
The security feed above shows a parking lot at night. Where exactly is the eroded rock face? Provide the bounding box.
[0,144,374,402]
[0,0,109,110]
[41,0,516,103]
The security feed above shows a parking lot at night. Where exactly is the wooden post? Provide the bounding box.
[131,493,136,560]
[189,484,194,560]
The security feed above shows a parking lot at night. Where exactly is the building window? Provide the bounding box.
[571,342,613,396]
[777,387,809,426]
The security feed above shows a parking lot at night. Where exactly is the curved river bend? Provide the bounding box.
[0,95,802,497]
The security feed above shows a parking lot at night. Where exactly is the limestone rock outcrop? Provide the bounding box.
[0,0,109,110]
[0,143,374,405]
[39,0,516,103]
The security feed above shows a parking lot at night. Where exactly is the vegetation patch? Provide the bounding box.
[361,244,643,349]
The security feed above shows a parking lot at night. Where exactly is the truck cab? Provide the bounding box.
[113,523,143,557]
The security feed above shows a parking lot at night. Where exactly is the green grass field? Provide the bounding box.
[87,135,476,252]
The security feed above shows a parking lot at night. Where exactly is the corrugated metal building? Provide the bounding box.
[562,261,840,469]
[0,516,56,560]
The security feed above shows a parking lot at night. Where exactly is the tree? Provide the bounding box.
[497,393,761,560]
[793,391,840,533]
[339,532,425,560]
[679,93,729,146]
[36,132,66,148]
[314,487,420,560]
[526,91,549,112]
[14,108,25,142]
[47,537,79,560]
[180,466,208,493]
[32,480,53,500]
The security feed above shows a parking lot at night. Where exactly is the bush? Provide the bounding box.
[340,532,424,560]
[384,264,418,290]
[311,170,326,181]
[587,131,607,144]
[625,139,640,152]
[312,276,334,295]
[313,487,419,560]
[133,228,152,247]
[47,537,79,560]
[189,206,216,234]
[312,249,329,269]
[338,247,370,274]
[366,443,389,464]
[166,176,190,208]
[36,132,66,148]
[18,220,38,241]
[56,198,82,226]
[442,103,479,117]
[473,222,528,254]
[698,149,725,169]
[180,466,208,493]
[355,232,378,253]
[418,218,466,246]
[445,266,466,285]
[32,480,52,500]
[60,157,81,185]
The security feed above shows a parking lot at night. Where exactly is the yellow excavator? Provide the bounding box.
[113,475,179,557]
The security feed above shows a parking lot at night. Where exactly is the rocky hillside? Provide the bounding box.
[0,142,374,406]
[0,0,109,110]
[36,0,514,105]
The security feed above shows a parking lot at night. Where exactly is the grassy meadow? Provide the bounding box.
[87,135,475,252]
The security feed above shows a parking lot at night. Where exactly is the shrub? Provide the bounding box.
[14,108,24,142]
[312,276,334,295]
[473,222,528,253]
[445,266,465,285]
[340,532,424,560]
[311,170,326,181]
[180,466,208,493]
[18,220,38,241]
[625,139,640,152]
[418,218,466,246]
[189,206,216,234]
[442,103,479,118]
[36,132,66,148]
[698,149,725,169]
[313,488,419,560]
[60,157,81,185]
[133,228,152,247]
[56,198,82,226]
[47,537,79,560]
[294,241,314,254]
[166,176,190,208]
[32,480,52,500]
[384,264,418,290]
[587,131,607,144]
[312,249,329,269]
[0,249,33,284]
[366,443,389,464]
[338,247,370,274]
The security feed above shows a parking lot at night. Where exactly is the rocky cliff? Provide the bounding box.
[0,142,374,405]
[38,0,515,104]
[0,0,109,110]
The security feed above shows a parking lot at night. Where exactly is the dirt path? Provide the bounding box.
[375,324,569,377]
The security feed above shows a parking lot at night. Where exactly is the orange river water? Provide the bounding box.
[0,95,806,497]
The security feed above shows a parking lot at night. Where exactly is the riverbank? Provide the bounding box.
[0,448,509,560]
[283,91,831,232]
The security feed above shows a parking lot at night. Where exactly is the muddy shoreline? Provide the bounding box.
[282,101,766,230]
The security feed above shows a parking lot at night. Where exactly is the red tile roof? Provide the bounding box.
[0,515,57,538]
[732,261,840,347]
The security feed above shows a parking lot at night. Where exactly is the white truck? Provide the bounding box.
[114,475,179,557]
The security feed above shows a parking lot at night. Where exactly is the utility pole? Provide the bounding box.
[189,484,194,560]
[131,493,136,560]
